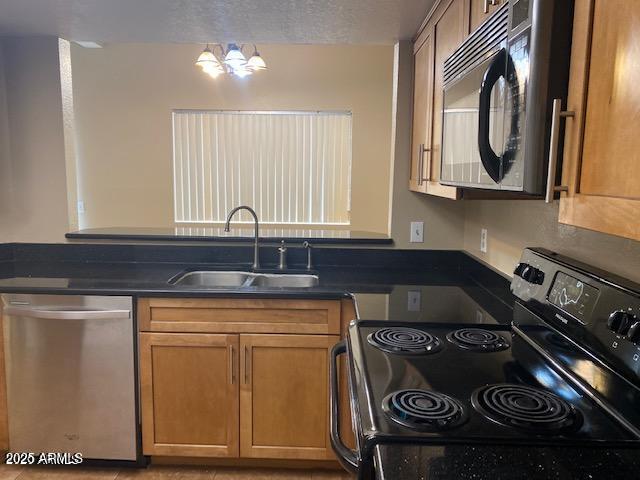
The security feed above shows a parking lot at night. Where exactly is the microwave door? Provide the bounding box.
[441,52,505,189]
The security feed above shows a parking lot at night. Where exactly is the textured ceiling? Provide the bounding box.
[0,0,436,44]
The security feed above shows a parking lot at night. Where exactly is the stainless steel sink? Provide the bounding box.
[170,271,319,288]
[170,271,254,287]
[249,274,319,288]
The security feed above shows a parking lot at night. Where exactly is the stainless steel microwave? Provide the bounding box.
[440,0,573,194]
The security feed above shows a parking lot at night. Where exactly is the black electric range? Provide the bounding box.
[331,248,640,479]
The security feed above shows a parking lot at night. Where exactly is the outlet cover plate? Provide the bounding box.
[408,290,421,312]
[480,228,488,253]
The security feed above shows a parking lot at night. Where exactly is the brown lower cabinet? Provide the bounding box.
[239,334,339,460]
[139,332,239,457]
[138,297,352,462]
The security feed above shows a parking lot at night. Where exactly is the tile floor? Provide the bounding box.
[0,465,353,480]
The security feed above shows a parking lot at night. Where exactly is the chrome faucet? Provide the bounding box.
[224,206,260,270]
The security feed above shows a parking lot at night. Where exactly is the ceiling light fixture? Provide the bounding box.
[195,43,268,79]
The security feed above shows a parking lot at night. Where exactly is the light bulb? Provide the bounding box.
[232,65,253,78]
[224,44,247,69]
[204,64,224,78]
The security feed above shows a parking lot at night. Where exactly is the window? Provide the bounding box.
[172,110,352,225]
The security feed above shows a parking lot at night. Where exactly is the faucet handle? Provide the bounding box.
[303,241,313,270]
[277,240,288,270]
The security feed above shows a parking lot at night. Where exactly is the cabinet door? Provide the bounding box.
[469,0,504,32]
[410,31,434,194]
[559,0,640,241]
[427,0,467,199]
[239,334,339,460]
[140,333,239,457]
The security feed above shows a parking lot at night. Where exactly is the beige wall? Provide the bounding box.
[71,43,394,233]
[464,200,640,283]
[388,42,464,249]
[0,37,70,243]
[0,42,11,240]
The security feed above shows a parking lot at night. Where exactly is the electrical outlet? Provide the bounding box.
[410,221,424,243]
[77,200,85,215]
[408,290,421,312]
[480,228,488,253]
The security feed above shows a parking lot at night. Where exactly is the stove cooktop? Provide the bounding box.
[347,321,636,448]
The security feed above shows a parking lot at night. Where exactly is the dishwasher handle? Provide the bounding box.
[2,306,131,320]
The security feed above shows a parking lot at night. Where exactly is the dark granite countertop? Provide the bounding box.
[65,227,394,245]
[0,243,514,324]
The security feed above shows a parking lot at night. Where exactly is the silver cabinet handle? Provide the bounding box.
[243,345,250,385]
[484,0,499,14]
[229,344,235,385]
[418,144,431,185]
[417,143,425,186]
[545,98,574,203]
[3,306,130,320]
[424,146,432,182]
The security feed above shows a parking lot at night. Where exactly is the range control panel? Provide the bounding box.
[512,248,640,379]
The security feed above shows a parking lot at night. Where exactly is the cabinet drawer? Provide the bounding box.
[138,298,341,335]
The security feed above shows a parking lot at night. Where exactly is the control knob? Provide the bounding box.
[607,311,635,335]
[514,263,545,285]
[625,318,640,343]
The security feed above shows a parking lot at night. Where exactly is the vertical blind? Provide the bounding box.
[172,110,352,225]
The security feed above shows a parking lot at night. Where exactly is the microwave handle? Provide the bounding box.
[478,49,506,183]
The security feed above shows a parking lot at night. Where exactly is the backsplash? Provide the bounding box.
[5,243,463,271]
[464,200,640,283]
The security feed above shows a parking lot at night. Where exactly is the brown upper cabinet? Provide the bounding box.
[410,0,469,199]
[559,0,640,241]
[409,32,433,194]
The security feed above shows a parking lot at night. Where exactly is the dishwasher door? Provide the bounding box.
[1,294,137,461]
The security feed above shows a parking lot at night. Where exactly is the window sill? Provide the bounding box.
[65,227,393,246]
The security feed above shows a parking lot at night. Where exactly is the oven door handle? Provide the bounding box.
[478,48,506,183]
[330,340,359,473]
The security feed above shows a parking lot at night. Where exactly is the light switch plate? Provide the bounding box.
[410,221,424,243]
[77,200,85,214]
[408,290,421,312]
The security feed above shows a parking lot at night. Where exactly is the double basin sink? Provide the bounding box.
[170,270,319,289]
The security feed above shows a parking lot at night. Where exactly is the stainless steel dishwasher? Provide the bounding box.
[1,294,138,461]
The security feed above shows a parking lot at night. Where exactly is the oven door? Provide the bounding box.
[441,48,507,189]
